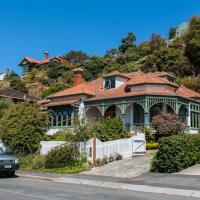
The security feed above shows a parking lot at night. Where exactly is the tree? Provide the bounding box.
[152,113,185,135]
[168,27,177,39]
[149,33,166,52]
[119,32,136,53]
[63,50,89,64]
[0,98,14,119]
[5,71,27,93]
[0,103,48,155]
[82,56,105,81]
[91,117,129,142]
[185,16,200,75]
[156,48,192,76]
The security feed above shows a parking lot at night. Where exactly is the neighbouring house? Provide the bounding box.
[19,52,67,76]
[42,68,200,134]
[0,88,39,103]
[166,22,189,47]
[0,70,9,81]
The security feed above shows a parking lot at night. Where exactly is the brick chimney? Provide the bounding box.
[44,51,49,61]
[73,68,84,86]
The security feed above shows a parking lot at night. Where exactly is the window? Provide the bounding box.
[104,78,115,89]
[51,111,72,127]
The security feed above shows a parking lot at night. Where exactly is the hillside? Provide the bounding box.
[2,16,200,98]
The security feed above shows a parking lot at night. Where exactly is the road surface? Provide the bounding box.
[0,176,198,200]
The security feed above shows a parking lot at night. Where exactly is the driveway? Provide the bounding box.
[178,164,200,176]
[81,155,153,178]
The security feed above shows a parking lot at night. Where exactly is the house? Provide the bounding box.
[42,68,200,134]
[19,52,67,76]
[0,88,39,103]
[166,22,189,47]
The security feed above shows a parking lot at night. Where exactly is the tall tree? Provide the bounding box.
[63,50,89,64]
[168,27,177,39]
[119,32,136,53]
[185,16,200,75]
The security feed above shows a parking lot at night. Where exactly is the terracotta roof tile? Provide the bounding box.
[103,71,130,79]
[48,78,103,98]
[46,70,200,104]
[44,99,78,107]
[176,85,200,98]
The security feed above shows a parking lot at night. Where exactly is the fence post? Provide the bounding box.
[93,135,96,166]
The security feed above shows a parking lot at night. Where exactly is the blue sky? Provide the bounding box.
[0,0,199,75]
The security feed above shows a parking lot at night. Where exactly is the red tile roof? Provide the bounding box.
[19,56,65,66]
[43,71,200,105]
[176,85,200,99]
[48,78,103,98]
[44,99,78,107]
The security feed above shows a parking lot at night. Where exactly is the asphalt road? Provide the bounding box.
[0,176,198,200]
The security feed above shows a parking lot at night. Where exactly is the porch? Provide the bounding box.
[85,96,200,133]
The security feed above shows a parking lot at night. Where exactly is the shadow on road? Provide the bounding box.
[0,174,18,179]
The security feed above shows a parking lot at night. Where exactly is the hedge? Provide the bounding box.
[151,134,200,173]
[45,144,80,168]
[146,143,158,150]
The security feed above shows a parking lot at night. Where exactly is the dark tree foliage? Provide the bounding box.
[63,50,89,64]
[0,103,48,155]
[185,16,200,75]
[119,32,136,53]
[168,27,177,39]
[5,71,27,93]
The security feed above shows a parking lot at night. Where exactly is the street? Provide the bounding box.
[0,176,198,200]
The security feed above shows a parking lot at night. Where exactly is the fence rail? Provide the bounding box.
[40,133,146,164]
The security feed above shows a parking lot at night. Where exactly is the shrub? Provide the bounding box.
[92,117,129,142]
[152,113,185,135]
[20,154,46,170]
[45,144,80,168]
[151,134,200,173]
[0,103,48,155]
[146,142,158,150]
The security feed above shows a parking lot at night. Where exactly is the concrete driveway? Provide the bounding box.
[178,164,200,176]
[81,155,153,178]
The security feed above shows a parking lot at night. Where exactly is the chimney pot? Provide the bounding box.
[73,68,84,86]
[44,51,49,61]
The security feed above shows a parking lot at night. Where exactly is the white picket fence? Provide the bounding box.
[40,133,146,164]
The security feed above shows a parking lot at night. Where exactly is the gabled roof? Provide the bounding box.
[48,78,103,98]
[0,88,39,102]
[19,56,65,66]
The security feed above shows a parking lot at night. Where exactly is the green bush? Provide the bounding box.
[45,144,80,168]
[20,154,46,170]
[146,143,158,150]
[92,117,129,142]
[151,134,200,173]
[0,103,48,155]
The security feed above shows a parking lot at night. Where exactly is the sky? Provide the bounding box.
[0,0,199,75]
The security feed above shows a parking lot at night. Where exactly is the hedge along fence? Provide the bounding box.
[151,134,200,173]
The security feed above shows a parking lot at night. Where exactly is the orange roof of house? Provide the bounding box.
[48,78,103,98]
[44,99,78,107]
[176,85,200,99]
[44,70,200,104]
[19,56,65,66]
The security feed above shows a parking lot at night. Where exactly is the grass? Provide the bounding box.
[20,165,91,174]
[19,154,91,174]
